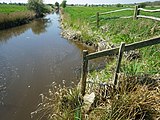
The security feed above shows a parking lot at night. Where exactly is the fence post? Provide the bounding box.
[81,50,88,96]
[133,5,139,20]
[96,12,99,28]
[113,42,125,88]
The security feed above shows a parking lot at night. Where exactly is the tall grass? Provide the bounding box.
[0,11,35,29]
[32,74,160,120]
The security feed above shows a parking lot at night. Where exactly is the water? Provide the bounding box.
[0,13,94,120]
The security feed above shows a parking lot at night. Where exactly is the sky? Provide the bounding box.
[0,0,157,4]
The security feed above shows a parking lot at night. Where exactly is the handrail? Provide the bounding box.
[86,36,160,60]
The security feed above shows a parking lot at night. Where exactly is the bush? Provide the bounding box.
[139,3,147,8]
[116,3,123,7]
[61,0,67,8]
[27,0,45,17]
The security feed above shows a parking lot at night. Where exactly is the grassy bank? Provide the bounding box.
[33,6,160,120]
[61,6,160,75]
[0,4,53,30]
[0,4,35,30]
[62,6,160,44]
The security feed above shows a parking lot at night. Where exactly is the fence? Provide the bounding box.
[80,37,160,96]
[91,5,160,28]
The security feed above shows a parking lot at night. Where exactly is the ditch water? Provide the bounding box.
[0,13,98,120]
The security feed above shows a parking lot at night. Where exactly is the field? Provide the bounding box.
[0,4,28,13]
[63,6,160,43]
[37,6,160,120]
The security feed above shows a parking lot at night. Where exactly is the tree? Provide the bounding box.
[116,3,123,7]
[61,0,67,8]
[28,0,45,17]
[55,2,59,8]
[139,3,147,8]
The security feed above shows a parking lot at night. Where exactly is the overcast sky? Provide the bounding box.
[0,0,157,4]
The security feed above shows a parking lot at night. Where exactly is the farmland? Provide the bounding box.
[0,4,28,13]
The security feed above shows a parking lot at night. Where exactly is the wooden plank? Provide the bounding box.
[81,50,88,96]
[138,8,160,12]
[86,36,160,60]
[113,43,125,87]
[138,15,160,21]
[125,36,160,51]
[90,8,134,18]
[100,8,134,15]
[120,16,133,19]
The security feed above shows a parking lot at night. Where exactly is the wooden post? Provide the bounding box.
[81,50,88,96]
[113,42,125,88]
[96,12,99,28]
[133,5,139,20]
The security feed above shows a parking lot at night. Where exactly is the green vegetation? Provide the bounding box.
[0,3,53,30]
[28,0,50,17]
[0,4,35,30]
[61,0,67,8]
[62,6,160,43]
[0,4,28,13]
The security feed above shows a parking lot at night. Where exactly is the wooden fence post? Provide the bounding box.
[96,12,99,28]
[81,50,88,96]
[113,42,125,88]
[133,5,139,20]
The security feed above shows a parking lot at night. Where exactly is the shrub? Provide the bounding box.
[27,0,45,17]
[61,0,67,8]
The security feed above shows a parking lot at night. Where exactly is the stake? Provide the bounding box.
[81,50,88,96]
[133,5,139,20]
[96,12,99,28]
[113,42,125,88]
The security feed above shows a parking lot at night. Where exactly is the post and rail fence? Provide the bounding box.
[90,5,160,28]
[80,37,160,96]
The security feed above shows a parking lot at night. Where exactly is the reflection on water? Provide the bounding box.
[31,19,48,35]
[0,17,49,43]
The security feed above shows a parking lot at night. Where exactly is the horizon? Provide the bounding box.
[0,0,158,5]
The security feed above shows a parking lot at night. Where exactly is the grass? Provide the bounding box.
[32,74,160,120]
[0,4,28,14]
[62,6,160,43]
